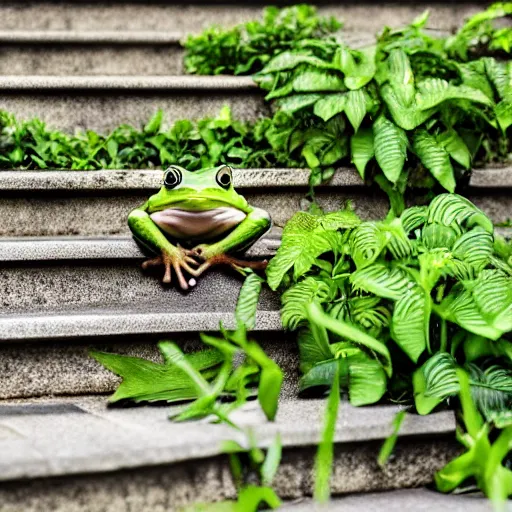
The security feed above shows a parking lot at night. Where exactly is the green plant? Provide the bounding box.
[92,322,282,423]
[183,5,342,76]
[253,9,511,210]
[268,194,512,419]
[0,107,292,171]
[436,369,512,508]
[445,3,512,60]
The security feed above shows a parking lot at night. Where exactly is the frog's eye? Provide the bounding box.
[164,167,182,189]
[216,165,232,189]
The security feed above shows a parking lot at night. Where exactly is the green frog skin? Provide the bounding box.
[128,165,271,290]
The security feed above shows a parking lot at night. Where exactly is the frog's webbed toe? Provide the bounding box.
[193,252,268,275]
[142,247,202,290]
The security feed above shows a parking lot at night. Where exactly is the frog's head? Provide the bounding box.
[147,165,250,213]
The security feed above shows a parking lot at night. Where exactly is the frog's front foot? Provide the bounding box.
[191,245,268,275]
[142,245,202,290]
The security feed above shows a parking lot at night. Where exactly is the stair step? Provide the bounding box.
[0,395,459,511]
[0,3,482,34]
[0,30,375,76]
[0,168,510,237]
[0,235,279,340]
[0,75,265,133]
[281,490,489,511]
[0,233,281,398]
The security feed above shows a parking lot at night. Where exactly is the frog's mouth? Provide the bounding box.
[150,207,246,240]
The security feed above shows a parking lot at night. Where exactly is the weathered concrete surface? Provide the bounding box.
[0,168,508,237]
[0,396,458,510]
[0,395,456,480]
[281,490,492,511]
[0,168,364,191]
[0,230,281,261]
[0,75,257,90]
[0,3,484,34]
[0,89,267,133]
[0,439,461,512]
[0,31,375,76]
[0,189,390,236]
[0,333,298,400]
[0,44,185,76]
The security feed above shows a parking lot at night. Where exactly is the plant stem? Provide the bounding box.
[440,318,447,353]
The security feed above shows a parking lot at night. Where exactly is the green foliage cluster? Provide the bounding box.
[254,7,512,203]
[267,194,512,427]
[183,4,341,76]
[91,322,282,424]
[0,107,290,171]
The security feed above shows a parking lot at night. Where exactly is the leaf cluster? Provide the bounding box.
[267,194,512,419]
[183,4,342,76]
[0,107,293,171]
[253,5,511,204]
[91,323,283,423]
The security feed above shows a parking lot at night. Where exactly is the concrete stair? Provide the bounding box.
[0,395,460,511]
[0,167,510,238]
[0,2,508,509]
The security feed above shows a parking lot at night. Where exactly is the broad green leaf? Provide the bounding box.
[380,218,414,259]
[484,57,511,100]
[458,60,495,100]
[470,270,512,332]
[416,78,493,110]
[276,94,322,114]
[421,223,459,251]
[467,363,512,428]
[342,46,377,90]
[413,130,456,192]
[293,70,345,92]
[413,353,459,415]
[345,350,387,406]
[350,127,374,178]
[452,228,494,271]
[380,84,434,130]
[373,116,407,184]
[307,303,392,377]
[349,222,387,269]
[441,272,512,340]
[261,51,336,74]
[401,205,427,233]
[387,49,415,106]
[247,341,283,421]
[266,209,359,290]
[427,193,493,233]
[495,99,512,132]
[391,287,428,362]
[297,327,333,374]
[437,129,471,169]
[237,485,282,511]
[281,277,333,330]
[90,347,223,403]
[313,93,346,122]
[235,273,264,330]
[345,89,367,132]
[351,263,414,301]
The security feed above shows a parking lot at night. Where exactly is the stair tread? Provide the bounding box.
[0,75,257,90]
[0,307,282,340]
[0,229,282,261]
[0,167,509,191]
[0,395,455,482]
[280,489,489,511]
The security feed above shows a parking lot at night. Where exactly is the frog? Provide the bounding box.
[128,164,272,290]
